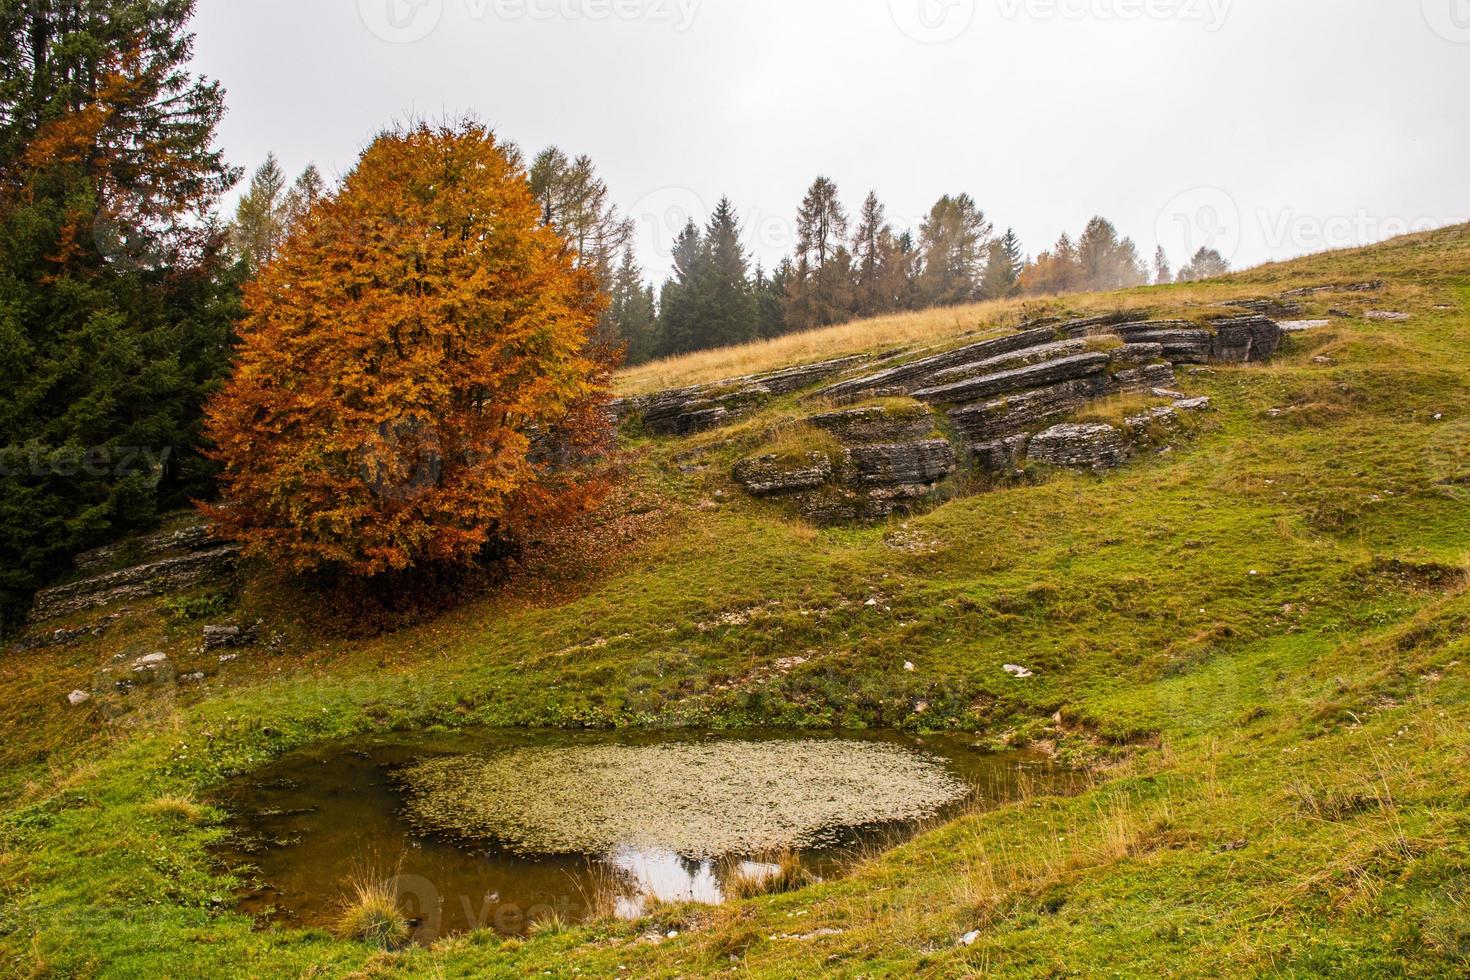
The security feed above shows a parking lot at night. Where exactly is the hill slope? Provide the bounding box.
[3,226,1470,977]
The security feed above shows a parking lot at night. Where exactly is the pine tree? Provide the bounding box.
[755,260,794,338]
[230,154,288,271]
[655,221,706,356]
[1076,216,1148,291]
[0,0,239,628]
[795,176,848,270]
[1153,246,1173,285]
[918,194,993,307]
[1177,247,1229,282]
[701,197,759,348]
[979,228,1024,299]
[608,247,657,365]
[852,191,896,317]
[230,156,325,273]
[528,148,633,344]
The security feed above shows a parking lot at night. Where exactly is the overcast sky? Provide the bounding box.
[191,0,1470,280]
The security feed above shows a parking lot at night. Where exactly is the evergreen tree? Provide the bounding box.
[794,176,848,270]
[0,0,239,629]
[701,197,759,348]
[608,246,657,364]
[755,259,794,338]
[230,156,325,273]
[1076,216,1148,291]
[852,191,896,317]
[528,148,633,344]
[918,194,992,307]
[654,221,705,356]
[1177,246,1229,282]
[980,227,1024,299]
[1153,246,1173,285]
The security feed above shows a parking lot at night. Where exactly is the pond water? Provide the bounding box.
[213,728,1070,943]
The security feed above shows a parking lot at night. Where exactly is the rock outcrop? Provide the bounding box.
[613,355,869,436]
[618,310,1280,524]
[1028,423,1132,472]
[733,404,957,522]
[29,546,240,623]
[732,453,835,496]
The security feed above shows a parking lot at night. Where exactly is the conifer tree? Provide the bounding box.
[0,0,239,627]
[701,197,759,348]
[655,221,705,356]
[852,191,897,317]
[608,246,658,365]
[1176,246,1229,282]
[918,194,992,306]
[980,227,1024,299]
[1153,246,1173,285]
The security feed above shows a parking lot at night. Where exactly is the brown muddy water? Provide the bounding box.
[213,728,1072,943]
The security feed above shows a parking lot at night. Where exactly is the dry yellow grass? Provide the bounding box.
[611,281,1269,396]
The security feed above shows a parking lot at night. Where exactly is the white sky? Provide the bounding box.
[191,0,1470,280]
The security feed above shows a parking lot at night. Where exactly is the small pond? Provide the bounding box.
[213,728,1072,943]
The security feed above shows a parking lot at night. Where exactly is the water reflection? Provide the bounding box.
[212,728,1070,942]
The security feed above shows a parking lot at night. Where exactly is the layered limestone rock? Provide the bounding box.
[732,453,835,496]
[806,405,935,444]
[846,440,956,488]
[912,351,1112,405]
[613,355,869,436]
[812,328,1057,402]
[29,546,240,623]
[1027,423,1132,472]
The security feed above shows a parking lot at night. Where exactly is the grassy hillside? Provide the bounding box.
[3,226,1470,977]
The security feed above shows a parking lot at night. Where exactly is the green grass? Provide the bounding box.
[2,226,1470,977]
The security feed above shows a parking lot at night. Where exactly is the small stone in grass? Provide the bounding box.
[1004,664,1035,679]
[68,690,91,706]
[960,930,981,946]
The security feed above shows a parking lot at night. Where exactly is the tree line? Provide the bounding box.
[511,161,1232,366]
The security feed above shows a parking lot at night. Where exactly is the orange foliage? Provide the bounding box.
[203,122,617,577]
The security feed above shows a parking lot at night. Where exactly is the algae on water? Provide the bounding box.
[397,739,969,857]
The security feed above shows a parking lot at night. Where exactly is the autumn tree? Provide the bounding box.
[0,0,238,627]
[204,123,614,578]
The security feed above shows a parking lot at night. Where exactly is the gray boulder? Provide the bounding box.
[30,546,240,623]
[1208,315,1282,362]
